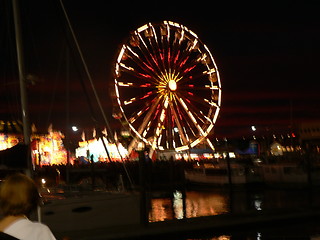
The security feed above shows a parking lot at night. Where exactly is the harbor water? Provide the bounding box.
[148,186,320,239]
[36,163,320,239]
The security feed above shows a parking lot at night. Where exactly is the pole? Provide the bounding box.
[12,0,32,175]
[225,139,234,213]
[224,139,232,186]
[12,0,30,145]
[138,150,148,226]
[65,47,70,184]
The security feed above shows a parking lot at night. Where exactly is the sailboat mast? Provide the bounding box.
[12,0,32,176]
[12,0,31,146]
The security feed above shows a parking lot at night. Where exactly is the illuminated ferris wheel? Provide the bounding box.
[114,20,221,152]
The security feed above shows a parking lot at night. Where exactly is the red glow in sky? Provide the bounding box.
[1,0,319,139]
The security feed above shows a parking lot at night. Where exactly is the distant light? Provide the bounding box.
[41,178,46,184]
[137,141,145,151]
[72,126,78,132]
[173,127,179,133]
[251,125,256,132]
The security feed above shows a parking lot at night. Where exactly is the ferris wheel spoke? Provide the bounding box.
[146,34,161,63]
[173,38,199,69]
[123,46,164,85]
[186,69,218,82]
[149,24,159,44]
[136,32,166,80]
[121,90,158,107]
[151,96,170,149]
[174,57,199,82]
[168,101,189,145]
[118,62,156,83]
[166,42,180,81]
[206,138,215,151]
[179,89,219,110]
[179,84,220,92]
[127,107,149,124]
[117,81,155,89]
[133,95,163,136]
[146,24,170,75]
[129,39,161,81]
[163,27,191,84]
[173,50,181,66]
[173,50,191,73]
[186,99,217,126]
[177,97,207,137]
[180,61,198,76]
[183,118,198,140]
[168,35,182,72]
[163,25,187,76]
[149,41,169,80]
[171,92,205,125]
[160,35,173,76]
[172,96,198,140]
[176,53,209,79]
[179,71,219,85]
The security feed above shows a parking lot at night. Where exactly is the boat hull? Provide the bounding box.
[184,170,247,185]
[41,192,140,233]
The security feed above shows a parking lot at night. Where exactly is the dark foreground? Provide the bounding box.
[55,207,320,240]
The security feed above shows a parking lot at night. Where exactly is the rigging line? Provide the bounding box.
[59,0,114,142]
[59,0,134,186]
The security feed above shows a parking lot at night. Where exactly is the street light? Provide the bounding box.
[72,126,78,132]
[251,125,257,132]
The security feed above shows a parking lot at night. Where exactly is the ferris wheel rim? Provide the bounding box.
[114,20,221,152]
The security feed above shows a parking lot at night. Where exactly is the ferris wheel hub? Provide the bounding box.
[168,80,177,91]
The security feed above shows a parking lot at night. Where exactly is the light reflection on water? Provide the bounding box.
[149,190,229,222]
[149,188,320,239]
[185,191,229,218]
[186,236,231,240]
[150,198,174,222]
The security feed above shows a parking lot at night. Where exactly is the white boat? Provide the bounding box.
[40,191,140,235]
[184,162,247,185]
[260,163,308,185]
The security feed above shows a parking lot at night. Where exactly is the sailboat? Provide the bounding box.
[5,0,142,237]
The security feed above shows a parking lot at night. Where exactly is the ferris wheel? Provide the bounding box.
[114,20,221,152]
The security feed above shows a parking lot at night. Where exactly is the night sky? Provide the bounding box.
[1,0,319,139]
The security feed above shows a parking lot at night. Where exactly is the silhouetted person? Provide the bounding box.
[0,173,56,240]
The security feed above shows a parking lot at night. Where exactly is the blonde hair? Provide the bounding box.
[0,173,40,217]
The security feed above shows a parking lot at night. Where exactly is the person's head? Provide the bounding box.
[0,173,40,217]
